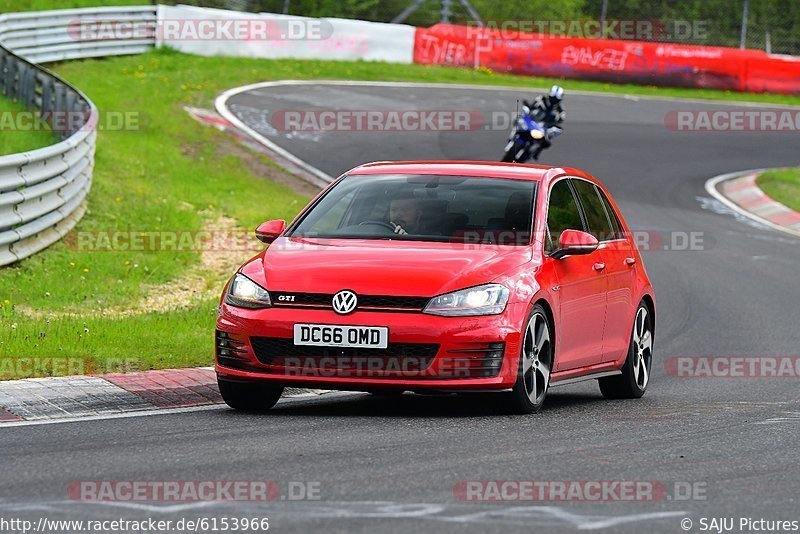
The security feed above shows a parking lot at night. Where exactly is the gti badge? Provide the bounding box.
[332,290,358,315]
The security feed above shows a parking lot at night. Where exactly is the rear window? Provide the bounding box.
[290,174,537,245]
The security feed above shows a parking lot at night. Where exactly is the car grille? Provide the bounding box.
[250,336,439,376]
[269,292,429,313]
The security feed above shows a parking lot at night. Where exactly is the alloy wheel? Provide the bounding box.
[522,312,552,405]
[631,306,653,390]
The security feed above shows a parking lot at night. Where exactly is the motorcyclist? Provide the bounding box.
[523,85,565,160]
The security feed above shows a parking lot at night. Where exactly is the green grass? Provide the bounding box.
[1,306,215,377]
[0,94,59,155]
[1,48,799,379]
[757,168,800,213]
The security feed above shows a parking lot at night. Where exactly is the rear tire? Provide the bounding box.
[599,303,653,399]
[218,379,283,411]
[505,304,553,414]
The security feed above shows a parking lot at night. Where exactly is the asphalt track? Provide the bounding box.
[2,83,799,533]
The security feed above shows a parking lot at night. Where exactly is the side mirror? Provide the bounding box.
[255,220,286,244]
[551,229,599,259]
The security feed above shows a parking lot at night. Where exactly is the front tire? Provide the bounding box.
[501,141,527,163]
[599,303,653,399]
[218,379,284,411]
[506,305,553,414]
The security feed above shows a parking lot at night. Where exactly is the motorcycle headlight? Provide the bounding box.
[225,273,272,309]
[531,130,545,139]
[423,284,509,317]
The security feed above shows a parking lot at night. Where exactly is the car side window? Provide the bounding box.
[572,179,614,242]
[546,180,584,253]
[596,187,624,239]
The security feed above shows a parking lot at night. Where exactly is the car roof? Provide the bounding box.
[346,160,596,184]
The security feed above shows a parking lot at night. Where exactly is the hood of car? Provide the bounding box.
[256,237,532,297]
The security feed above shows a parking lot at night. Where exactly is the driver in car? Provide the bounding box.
[389,193,423,235]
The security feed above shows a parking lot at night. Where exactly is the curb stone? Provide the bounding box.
[706,169,800,238]
[0,367,326,423]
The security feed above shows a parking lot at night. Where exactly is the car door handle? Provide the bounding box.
[593,262,606,272]
[625,257,636,266]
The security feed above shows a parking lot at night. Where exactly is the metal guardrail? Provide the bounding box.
[0,6,156,266]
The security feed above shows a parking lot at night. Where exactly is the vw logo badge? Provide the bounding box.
[332,290,358,315]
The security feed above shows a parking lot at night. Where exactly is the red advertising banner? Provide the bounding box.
[413,24,800,95]
[744,55,800,94]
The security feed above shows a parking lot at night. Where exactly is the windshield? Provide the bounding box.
[289,174,537,245]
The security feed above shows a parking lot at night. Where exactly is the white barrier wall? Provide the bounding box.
[0,6,157,63]
[158,5,416,64]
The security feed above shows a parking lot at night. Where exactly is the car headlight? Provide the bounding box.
[423,284,509,316]
[224,273,272,309]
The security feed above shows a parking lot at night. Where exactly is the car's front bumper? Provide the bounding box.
[214,301,527,391]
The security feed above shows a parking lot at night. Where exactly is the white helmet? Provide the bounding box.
[549,85,564,102]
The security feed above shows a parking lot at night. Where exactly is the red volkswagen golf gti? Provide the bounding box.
[216,161,655,413]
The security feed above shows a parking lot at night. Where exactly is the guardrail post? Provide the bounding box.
[3,55,16,98]
[41,74,53,112]
[23,63,36,107]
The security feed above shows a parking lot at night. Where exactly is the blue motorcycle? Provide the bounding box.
[501,105,551,163]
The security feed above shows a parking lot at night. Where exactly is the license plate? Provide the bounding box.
[293,324,389,349]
